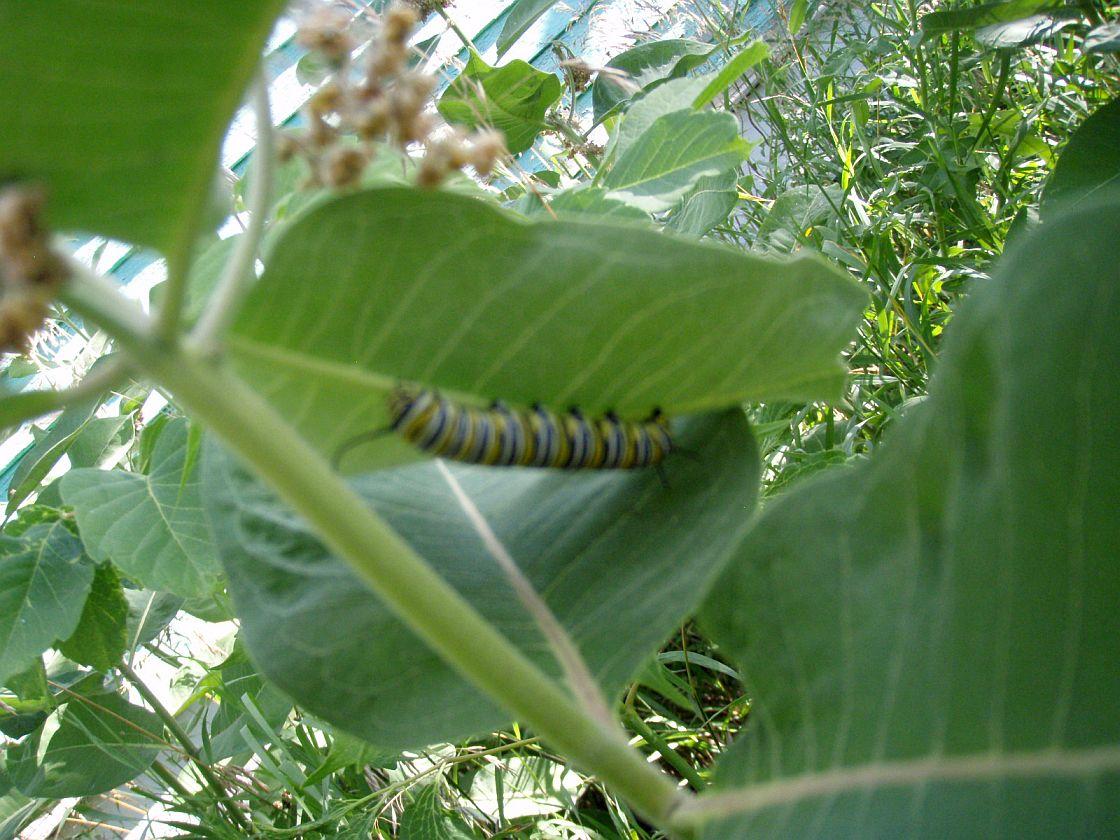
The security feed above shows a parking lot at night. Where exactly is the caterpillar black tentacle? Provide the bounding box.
[364,385,673,470]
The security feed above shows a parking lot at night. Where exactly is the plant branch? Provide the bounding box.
[193,75,274,352]
[60,269,688,833]
[118,660,251,832]
[434,5,481,59]
[155,240,193,345]
[0,355,131,432]
[148,758,197,804]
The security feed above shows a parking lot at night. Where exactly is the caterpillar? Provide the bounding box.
[335,385,674,470]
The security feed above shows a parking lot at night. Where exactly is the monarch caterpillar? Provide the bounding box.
[334,386,674,471]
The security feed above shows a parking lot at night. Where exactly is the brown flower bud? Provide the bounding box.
[297,7,355,63]
[383,4,419,45]
[0,186,46,257]
[354,100,391,139]
[417,154,449,188]
[320,145,369,188]
[0,292,48,353]
[367,41,408,79]
[468,129,507,177]
[308,81,344,116]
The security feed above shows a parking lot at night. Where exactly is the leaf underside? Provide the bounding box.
[207,410,759,749]
[698,197,1120,836]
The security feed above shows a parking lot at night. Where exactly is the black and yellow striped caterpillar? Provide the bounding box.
[335,385,674,470]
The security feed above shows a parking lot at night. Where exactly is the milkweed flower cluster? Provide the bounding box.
[283,2,507,189]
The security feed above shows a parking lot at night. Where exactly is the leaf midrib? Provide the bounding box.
[701,744,1120,818]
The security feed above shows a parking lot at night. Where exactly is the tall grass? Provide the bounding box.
[699,0,1120,493]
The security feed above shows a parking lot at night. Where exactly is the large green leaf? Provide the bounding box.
[592,39,716,122]
[695,198,1120,836]
[57,564,128,672]
[9,689,163,798]
[5,398,100,513]
[613,75,714,159]
[603,110,748,212]
[438,54,562,154]
[919,0,1070,35]
[0,2,284,253]
[62,419,221,598]
[228,188,864,473]
[123,589,183,649]
[400,784,481,840]
[207,410,759,748]
[496,0,560,58]
[691,41,769,108]
[973,13,1078,48]
[1041,97,1120,217]
[1084,22,1120,53]
[0,521,93,686]
[666,170,740,237]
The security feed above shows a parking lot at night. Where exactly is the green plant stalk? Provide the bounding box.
[434,5,482,60]
[193,74,273,352]
[624,708,706,792]
[148,758,198,806]
[118,660,251,832]
[61,276,687,833]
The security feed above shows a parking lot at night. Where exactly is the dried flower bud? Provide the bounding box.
[309,80,344,116]
[561,58,593,92]
[396,111,436,145]
[406,0,453,14]
[0,292,48,353]
[367,40,409,79]
[468,129,507,177]
[383,4,419,45]
[397,71,437,100]
[277,132,303,163]
[297,7,355,63]
[417,153,450,188]
[0,186,45,257]
[306,108,338,148]
[354,99,391,139]
[320,145,369,188]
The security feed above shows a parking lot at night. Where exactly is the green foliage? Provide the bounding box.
[438,53,562,154]
[1041,97,1120,215]
[56,563,127,671]
[8,687,163,798]
[5,398,100,512]
[227,188,862,472]
[602,110,750,211]
[1086,21,1120,51]
[122,588,182,648]
[496,0,560,58]
[920,0,1075,37]
[0,522,93,685]
[592,38,717,121]
[698,193,1120,837]
[692,40,769,107]
[205,410,758,748]
[729,0,1120,489]
[62,418,221,598]
[0,0,285,255]
[666,170,741,236]
[400,784,481,839]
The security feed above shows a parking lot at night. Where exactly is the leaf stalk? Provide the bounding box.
[60,270,689,833]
